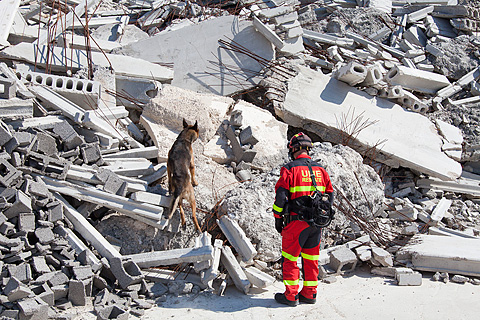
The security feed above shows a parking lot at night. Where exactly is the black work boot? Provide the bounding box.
[299,293,316,304]
[274,293,299,306]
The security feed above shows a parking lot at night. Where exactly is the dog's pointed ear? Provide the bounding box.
[192,120,198,131]
[183,118,188,129]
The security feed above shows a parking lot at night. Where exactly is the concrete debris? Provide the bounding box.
[0,0,479,317]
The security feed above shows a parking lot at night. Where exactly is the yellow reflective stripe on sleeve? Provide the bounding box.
[284,279,300,286]
[282,251,299,262]
[303,280,318,287]
[301,252,319,261]
[289,185,326,193]
[273,204,283,213]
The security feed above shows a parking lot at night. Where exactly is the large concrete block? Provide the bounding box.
[398,234,480,277]
[220,246,251,294]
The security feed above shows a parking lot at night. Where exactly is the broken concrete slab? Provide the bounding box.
[115,15,274,96]
[125,245,214,269]
[220,246,251,294]
[217,215,257,263]
[277,66,462,180]
[43,176,165,228]
[0,43,173,82]
[0,0,20,47]
[398,234,480,277]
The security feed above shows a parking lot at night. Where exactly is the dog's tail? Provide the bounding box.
[168,188,181,219]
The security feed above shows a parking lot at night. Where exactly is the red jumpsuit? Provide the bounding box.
[273,153,333,302]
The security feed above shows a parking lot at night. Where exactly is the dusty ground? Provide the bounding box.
[70,266,478,320]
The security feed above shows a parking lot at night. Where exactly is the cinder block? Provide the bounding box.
[68,280,87,306]
[8,262,32,283]
[17,297,49,318]
[35,227,55,245]
[81,142,102,164]
[52,121,84,150]
[72,265,94,281]
[0,120,13,146]
[18,212,35,232]
[328,247,358,274]
[386,65,450,95]
[17,70,101,108]
[47,202,64,222]
[396,269,422,286]
[239,126,259,146]
[95,305,130,320]
[0,76,16,99]
[371,246,394,267]
[4,277,34,302]
[360,64,383,87]
[33,132,58,157]
[0,159,22,188]
[109,257,144,289]
[47,271,69,287]
[32,256,51,274]
[335,61,367,86]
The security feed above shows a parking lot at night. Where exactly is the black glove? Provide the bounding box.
[275,217,284,234]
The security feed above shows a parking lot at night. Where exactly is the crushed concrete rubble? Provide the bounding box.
[0,0,480,318]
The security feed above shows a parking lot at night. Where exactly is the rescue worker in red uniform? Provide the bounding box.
[273,132,334,306]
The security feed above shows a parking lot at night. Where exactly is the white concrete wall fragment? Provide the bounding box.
[0,0,21,46]
[278,66,461,181]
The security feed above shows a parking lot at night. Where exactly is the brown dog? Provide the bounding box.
[166,119,201,231]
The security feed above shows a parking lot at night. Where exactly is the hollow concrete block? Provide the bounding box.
[328,247,358,274]
[335,61,367,86]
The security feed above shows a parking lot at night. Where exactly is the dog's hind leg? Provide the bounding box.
[185,186,201,231]
[178,197,186,226]
[189,155,198,187]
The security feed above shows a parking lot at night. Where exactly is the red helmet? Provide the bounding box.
[288,132,313,150]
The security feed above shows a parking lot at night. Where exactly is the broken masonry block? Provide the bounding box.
[72,265,94,281]
[109,257,144,289]
[243,266,275,288]
[8,262,33,283]
[81,142,103,165]
[201,239,223,286]
[220,246,251,294]
[217,215,257,263]
[95,305,130,320]
[335,61,367,86]
[35,227,55,244]
[52,121,85,150]
[236,169,252,182]
[4,131,35,154]
[239,126,259,146]
[0,158,22,188]
[17,69,101,108]
[31,283,55,306]
[68,279,88,306]
[396,268,422,286]
[24,151,71,179]
[4,190,32,219]
[17,297,49,318]
[360,64,383,87]
[4,276,34,302]
[32,132,58,157]
[328,247,358,274]
[225,125,244,162]
[371,246,394,267]
[0,76,16,99]
[18,212,35,232]
[429,197,452,226]
[0,119,13,146]
[47,202,64,222]
[354,246,372,262]
[386,65,450,95]
[193,232,213,273]
[32,256,51,274]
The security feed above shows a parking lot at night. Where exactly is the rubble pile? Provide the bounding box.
[0,0,480,318]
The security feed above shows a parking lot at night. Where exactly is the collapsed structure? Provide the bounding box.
[0,0,480,318]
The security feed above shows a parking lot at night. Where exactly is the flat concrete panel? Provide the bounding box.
[278,66,461,181]
[116,16,274,96]
[0,0,20,45]
[400,234,480,277]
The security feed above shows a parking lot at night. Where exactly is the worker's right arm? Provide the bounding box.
[273,166,291,218]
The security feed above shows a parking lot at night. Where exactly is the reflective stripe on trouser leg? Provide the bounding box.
[299,244,321,299]
[281,220,310,301]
